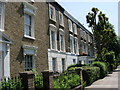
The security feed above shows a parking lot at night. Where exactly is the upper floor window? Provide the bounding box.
[68,19,73,32]
[24,14,32,36]
[59,29,65,52]
[88,34,90,43]
[84,31,87,40]
[0,3,5,31]
[74,37,79,54]
[23,2,36,39]
[59,11,64,26]
[73,23,77,34]
[49,4,56,22]
[49,24,57,50]
[69,35,74,53]
[80,29,84,38]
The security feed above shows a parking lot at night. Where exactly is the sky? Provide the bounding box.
[57,1,118,35]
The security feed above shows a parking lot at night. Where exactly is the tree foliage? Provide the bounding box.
[86,7,120,63]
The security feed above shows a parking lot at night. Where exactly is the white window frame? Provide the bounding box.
[0,2,5,31]
[74,37,79,54]
[69,34,74,53]
[73,23,77,35]
[24,55,35,71]
[61,58,66,72]
[59,11,64,27]
[49,24,57,50]
[59,29,65,52]
[81,40,84,54]
[52,58,57,72]
[23,2,37,40]
[84,31,86,40]
[88,34,90,43]
[68,19,73,32]
[23,45,38,71]
[80,29,83,38]
[49,4,56,22]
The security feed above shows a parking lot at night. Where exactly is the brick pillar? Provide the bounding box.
[19,71,35,90]
[76,68,83,88]
[42,70,53,90]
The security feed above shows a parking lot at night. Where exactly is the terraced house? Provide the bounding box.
[0,1,94,78]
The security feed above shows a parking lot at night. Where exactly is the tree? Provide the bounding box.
[86,7,120,62]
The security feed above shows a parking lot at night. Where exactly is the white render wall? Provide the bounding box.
[48,51,67,73]
[48,50,95,73]
[48,50,79,73]
[66,54,78,67]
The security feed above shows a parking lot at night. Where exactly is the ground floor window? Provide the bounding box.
[52,58,57,72]
[73,59,76,64]
[62,58,65,72]
[25,55,34,71]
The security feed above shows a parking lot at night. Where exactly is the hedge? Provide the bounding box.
[0,77,23,90]
[67,64,89,71]
[32,70,43,89]
[82,66,100,86]
[92,61,107,78]
[54,71,81,89]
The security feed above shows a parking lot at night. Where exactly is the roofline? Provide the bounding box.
[49,1,93,36]
[64,10,93,36]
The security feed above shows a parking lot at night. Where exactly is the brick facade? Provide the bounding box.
[4,2,49,77]
[0,1,94,77]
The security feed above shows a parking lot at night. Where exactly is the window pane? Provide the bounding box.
[0,3,2,29]
[60,34,64,51]
[50,7,53,19]
[62,59,65,72]
[51,31,55,49]
[24,14,31,25]
[0,15,1,29]
[24,14,32,36]
[70,36,73,53]
[0,7,2,14]
[25,55,33,71]
[52,58,57,72]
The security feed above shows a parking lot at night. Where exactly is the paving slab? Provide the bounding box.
[85,65,120,90]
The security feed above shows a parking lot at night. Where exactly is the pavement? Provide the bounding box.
[85,65,120,90]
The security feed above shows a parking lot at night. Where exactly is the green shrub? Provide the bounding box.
[54,71,80,89]
[82,66,100,86]
[105,51,115,72]
[92,61,107,78]
[67,64,89,70]
[32,70,43,88]
[0,77,23,90]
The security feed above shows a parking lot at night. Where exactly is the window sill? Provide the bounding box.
[59,24,64,27]
[69,30,73,33]
[50,18,56,23]
[0,29,4,32]
[74,33,77,35]
[24,35,35,40]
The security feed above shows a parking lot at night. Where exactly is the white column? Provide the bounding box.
[4,44,10,78]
